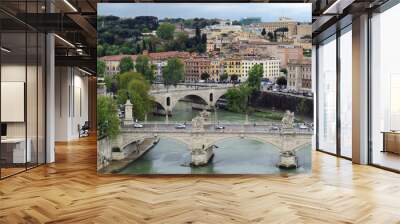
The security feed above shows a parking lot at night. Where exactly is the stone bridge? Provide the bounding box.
[118,129,312,152]
[150,86,231,113]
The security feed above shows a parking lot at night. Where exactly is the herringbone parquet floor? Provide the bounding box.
[1,135,400,224]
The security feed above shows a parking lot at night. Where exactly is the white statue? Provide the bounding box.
[281,110,294,129]
[191,110,209,131]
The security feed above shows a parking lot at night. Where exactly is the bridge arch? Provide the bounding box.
[206,136,283,150]
[169,94,210,112]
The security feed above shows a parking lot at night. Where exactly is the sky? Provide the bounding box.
[98,3,312,23]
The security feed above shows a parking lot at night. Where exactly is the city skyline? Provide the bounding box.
[98,3,312,23]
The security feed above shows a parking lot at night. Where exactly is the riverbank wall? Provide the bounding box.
[250,91,313,118]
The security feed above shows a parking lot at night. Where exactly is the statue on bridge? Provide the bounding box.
[191,110,210,131]
[281,110,295,129]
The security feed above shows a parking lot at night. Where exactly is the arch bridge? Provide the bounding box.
[118,129,312,152]
[150,86,231,113]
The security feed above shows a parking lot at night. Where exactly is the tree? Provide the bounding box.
[276,76,287,87]
[225,85,251,113]
[115,72,153,120]
[230,74,239,82]
[267,32,274,41]
[156,23,175,40]
[119,57,134,74]
[247,64,263,91]
[162,57,184,87]
[280,68,288,76]
[135,55,155,83]
[220,73,228,82]
[201,72,210,81]
[97,60,106,77]
[261,28,266,36]
[104,76,117,94]
[97,96,120,139]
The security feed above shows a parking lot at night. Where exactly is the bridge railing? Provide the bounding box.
[150,83,234,94]
[121,122,314,135]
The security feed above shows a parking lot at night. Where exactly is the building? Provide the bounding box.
[100,55,137,76]
[275,45,304,68]
[209,59,224,81]
[184,57,211,82]
[256,17,298,38]
[100,51,190,80]
[287,59,312,92]
[241,58,281,81]
[296,23,312,38]
[223,58,242,79]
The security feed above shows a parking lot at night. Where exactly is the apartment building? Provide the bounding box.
[241,58,281,81]
[287,59,312,92]
[184,57,211,82]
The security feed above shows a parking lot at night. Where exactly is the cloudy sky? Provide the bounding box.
[98,3,311,23]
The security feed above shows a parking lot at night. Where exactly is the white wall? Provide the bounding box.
[55,67,89,141]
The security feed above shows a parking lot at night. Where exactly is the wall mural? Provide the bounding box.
[97,3,313,174]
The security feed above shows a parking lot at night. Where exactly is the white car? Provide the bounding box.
[299,124,308,130]
[175,123,186,129]
[133,123,143,128]
[270,126,279,131]
[215,125,225,130]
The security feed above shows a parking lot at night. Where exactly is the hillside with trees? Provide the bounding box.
[97,16,215,57]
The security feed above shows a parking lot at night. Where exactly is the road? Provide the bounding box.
[122,123,313,134]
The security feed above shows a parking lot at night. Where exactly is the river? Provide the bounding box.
[147,101,312,123]
[120,137,311,174]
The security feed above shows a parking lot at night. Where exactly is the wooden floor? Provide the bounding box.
[1,136,400,224]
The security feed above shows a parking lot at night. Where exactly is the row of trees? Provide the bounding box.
[261,27,289,42]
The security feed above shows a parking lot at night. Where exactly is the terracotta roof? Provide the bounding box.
[100,51,190,62]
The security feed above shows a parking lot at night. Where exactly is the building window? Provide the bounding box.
[370,4,400,171]
[317,35,337,154]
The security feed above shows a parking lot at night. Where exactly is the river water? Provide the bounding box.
[120,137,311,174]
[147,101,273,123]
[147,101,312,123]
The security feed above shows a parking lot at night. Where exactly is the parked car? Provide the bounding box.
[175,123,186,129]
[270,126,280,131]
[215,125,225,130]
[133,123,143,128]
[299,124,309,130]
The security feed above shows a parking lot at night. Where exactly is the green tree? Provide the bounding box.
[261,28,266,36]
[127,77,153,120]
[220,73,228,82]
[225,85,251,113]
[267,32,274,41]
[276,76,287,87]
[280,68,288,76]
[104,76,118,94]
[135,55,155,83]
[230,74,239,82]
[156,23,175,40]
[115,72,153,120]
[119,57,134,74]
[201,72,210,81]
[296,98,308,115]
[97,45,105,57]
[97,96,120,139]
[97,60,106,77]
[162,57,184,87]
[247,64,263,91]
